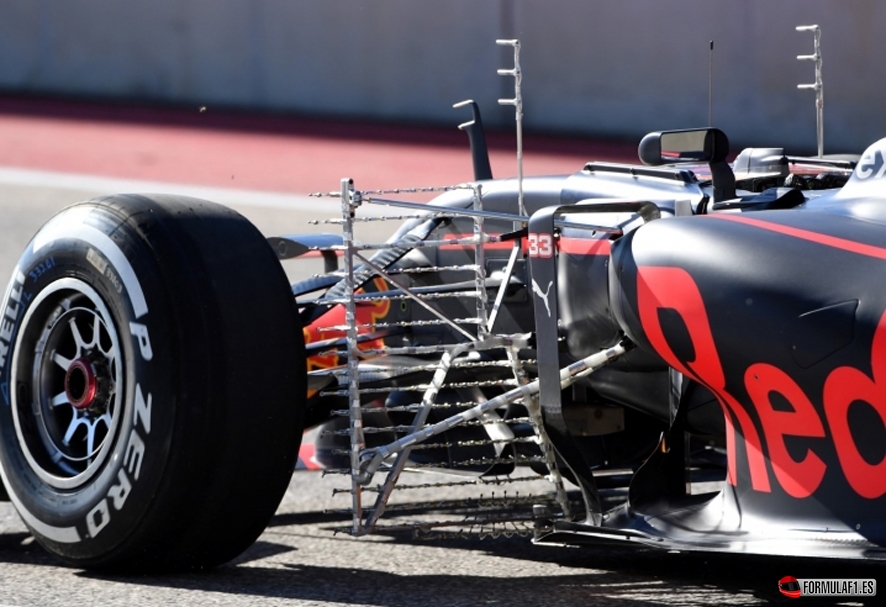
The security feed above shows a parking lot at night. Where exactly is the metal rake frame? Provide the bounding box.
[310,179,632,536]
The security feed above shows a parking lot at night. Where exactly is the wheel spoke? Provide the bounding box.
[85,424,96,457]
[52,352,73,371]
[62,414,86,447]
[68,317,88,354]
[21,278,127,490]
[91,313,101,349]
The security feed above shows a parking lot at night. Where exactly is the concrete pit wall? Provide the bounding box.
[1,0,884,153]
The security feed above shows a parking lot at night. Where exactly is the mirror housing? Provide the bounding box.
[638,128,729,166]
[638,128,735,202]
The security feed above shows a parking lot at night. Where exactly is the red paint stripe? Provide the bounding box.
[709,214,886,261]
[558,236,611,255]
[439,240,521,252]
[438,234,611,255]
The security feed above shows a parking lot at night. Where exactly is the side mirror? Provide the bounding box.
[638,128,735,203]
[638,128,729,166]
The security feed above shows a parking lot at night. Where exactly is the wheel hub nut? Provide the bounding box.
[65,358,102,411]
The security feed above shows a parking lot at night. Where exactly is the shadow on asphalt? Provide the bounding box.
[68,547,884,607]
[1,507,883,606]
[265,503,885,604]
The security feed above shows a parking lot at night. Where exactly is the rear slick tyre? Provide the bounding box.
[0,194,305,570]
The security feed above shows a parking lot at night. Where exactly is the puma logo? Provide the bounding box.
[532,279,554,318]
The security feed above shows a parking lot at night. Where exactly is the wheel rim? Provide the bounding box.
[11,278,124,490]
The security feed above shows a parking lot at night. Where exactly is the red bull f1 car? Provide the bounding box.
[1,43,884,571]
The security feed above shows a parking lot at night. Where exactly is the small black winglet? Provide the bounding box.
[453,99,493,181]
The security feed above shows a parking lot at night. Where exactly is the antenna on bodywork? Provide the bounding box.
[708,41,714,126]
[496,39,525,217]
[796,25,824,157]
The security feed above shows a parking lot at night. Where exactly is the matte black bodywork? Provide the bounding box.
[567,138,886,558]
[300,129,883,559]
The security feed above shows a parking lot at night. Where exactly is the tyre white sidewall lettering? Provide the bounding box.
[32,207,148,319]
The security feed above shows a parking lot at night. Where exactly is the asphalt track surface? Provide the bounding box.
[0,97,882,606]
